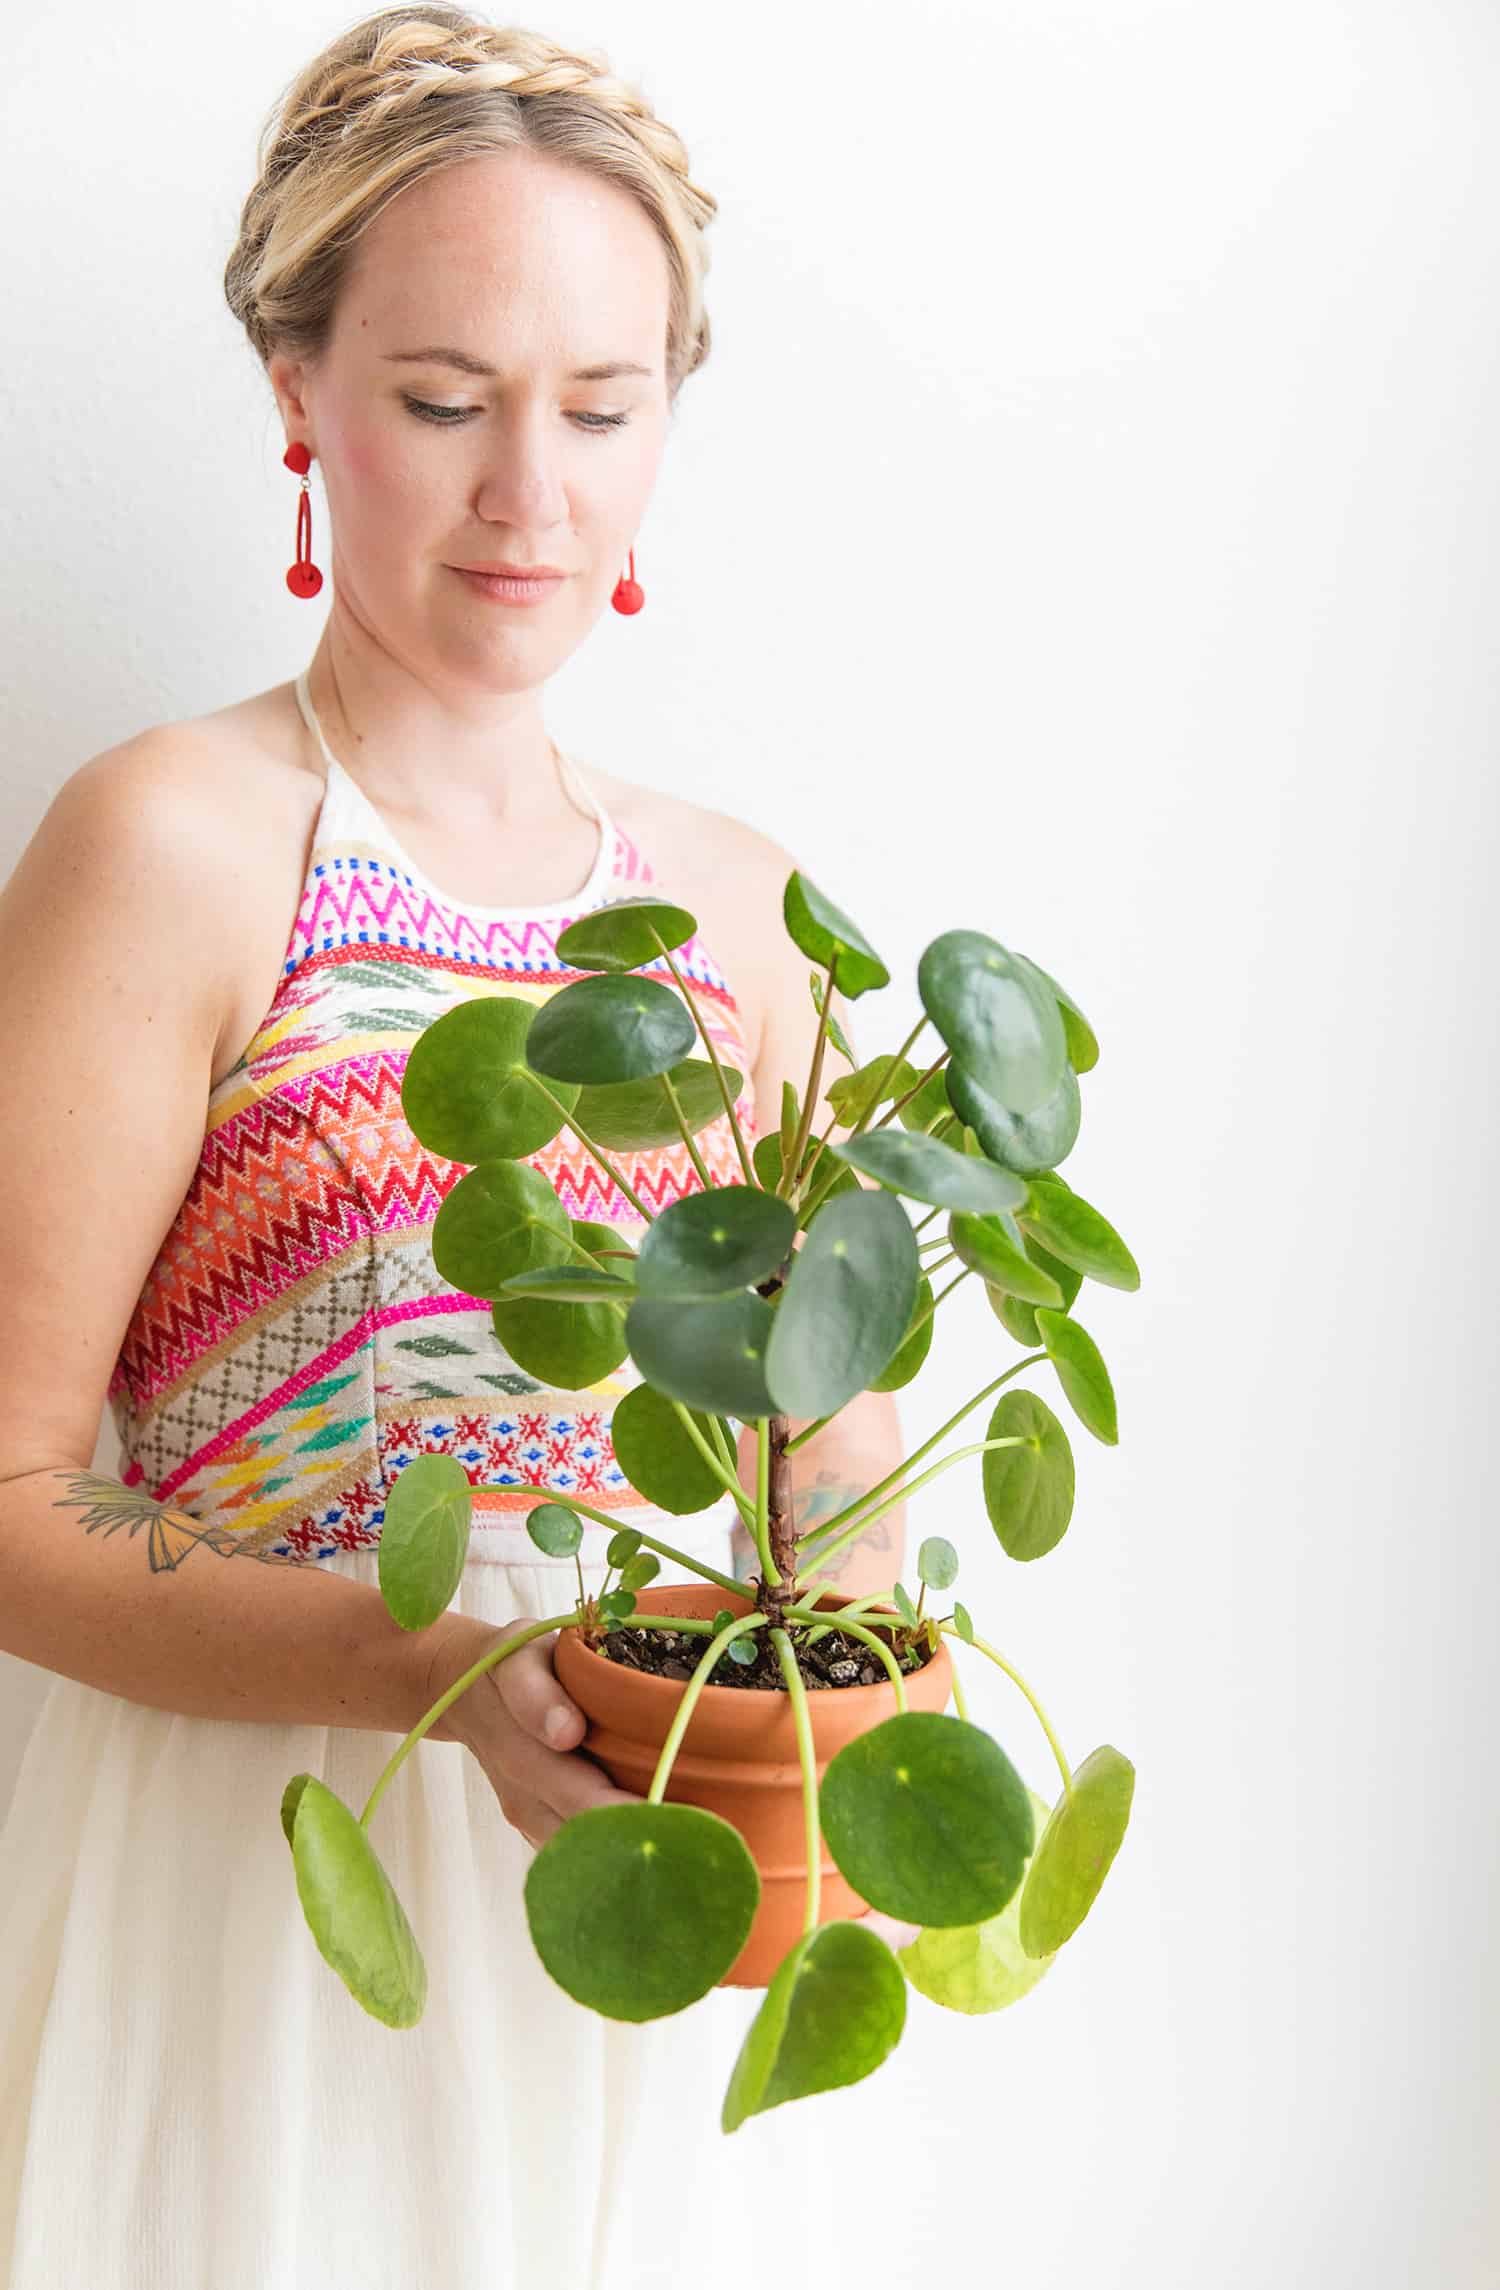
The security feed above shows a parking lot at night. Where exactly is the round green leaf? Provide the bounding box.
[432,1159,570,1300]
[1018,1746,1135,1957]
[949,1209,1066,1307]
[527,1501,583,1558]
[765,1189,920,1419]
[783,873,890,997]
[828,1127,1028,1215]
[1018,1177,1140,1292]
[867,1274,934,1394]
[491,1274,632,1390]
[819,1711,1035,1927]
[600,1588,637,1622]
[554,895,698,973]
[898,1786,1058,2014]
[1034,1307,1118,1444]
[573,1059,744,1151]
[626,1290,777,1420]
[618,1552,661,1593]
[524,1802,760,2018]
[287,1776,427,2029]
[401,994,580,1163]
[982,1388,1075,1560]
[918,1535,958,1591]
[523,973,698,1086]
[945,1057,1081,1178]
[635,1184,797,1301]
[607,1527,643,1566]
[608,1382,735,1514]
[951,1602,975,1644]
[917,931,1068,1117]
[722,1921,907,2131]
[377,1451,473,1630]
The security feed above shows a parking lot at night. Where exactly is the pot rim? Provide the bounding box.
[556,1586,947,1702]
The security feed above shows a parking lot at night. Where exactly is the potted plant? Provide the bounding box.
[279,874,1140,2133]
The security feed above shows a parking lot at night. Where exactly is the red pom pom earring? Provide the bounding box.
[611,547,644,614]
[283,441,323,598]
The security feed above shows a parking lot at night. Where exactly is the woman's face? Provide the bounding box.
[271,147,674,691]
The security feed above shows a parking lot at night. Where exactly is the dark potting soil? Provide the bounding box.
[594,1618,936,1692]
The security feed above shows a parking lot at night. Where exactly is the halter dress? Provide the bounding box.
[0,669,838,2288]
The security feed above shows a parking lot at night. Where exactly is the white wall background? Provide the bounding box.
[2,2,1495,2283]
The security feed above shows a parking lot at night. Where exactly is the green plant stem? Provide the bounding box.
[653,936,758,1188]
[944,1645,971,1720]
[667,1401,759,1528]
[360,1609,582,1829]
[659,1067,714,1192]
[782,1609,908,1709]
[798,1044,951,1225]
[527,1080,656,1223]
[493,1481,748,1599]
[647,1612,771,1802]
[753,1417,775,1590]
[795,1014,929,1199]
[789,1350,1048,1536]
[796,1437,1028,1577]
[770,1627,822,1935]
[781,954,838,1201]
[941,1624,1073,1796]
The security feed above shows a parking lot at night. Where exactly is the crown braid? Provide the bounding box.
[226,7,716,391]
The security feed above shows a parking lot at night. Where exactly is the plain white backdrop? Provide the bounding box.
[1,2,1495,2283]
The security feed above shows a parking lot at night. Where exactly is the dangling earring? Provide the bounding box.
[283,442,323,598]
[611,547,644,614]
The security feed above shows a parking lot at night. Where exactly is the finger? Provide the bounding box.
[487,1620,588,1751]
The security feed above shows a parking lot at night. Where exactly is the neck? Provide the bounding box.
[302,628,588,832]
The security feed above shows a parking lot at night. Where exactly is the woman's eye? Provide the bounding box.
[401,396,629,433]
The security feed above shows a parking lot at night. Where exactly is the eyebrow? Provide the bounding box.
[382,346,656,381]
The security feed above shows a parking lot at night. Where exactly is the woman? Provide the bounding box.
[0,10,913,2285]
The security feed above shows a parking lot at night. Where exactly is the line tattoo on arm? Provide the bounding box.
[50,1471,300,1572]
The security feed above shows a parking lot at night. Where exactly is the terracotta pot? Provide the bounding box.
[552,1581,953,1988]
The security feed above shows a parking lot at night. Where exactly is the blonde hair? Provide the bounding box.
[223,6,717,402]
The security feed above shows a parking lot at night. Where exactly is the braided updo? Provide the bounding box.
[223,6,717,400]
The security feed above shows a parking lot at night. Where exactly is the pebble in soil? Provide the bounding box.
[596,1621,934,1691]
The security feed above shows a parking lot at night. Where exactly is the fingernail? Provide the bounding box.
[544,1707,577,1744]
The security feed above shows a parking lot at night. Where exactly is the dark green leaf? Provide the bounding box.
[401,994,580,1163]
[819,1712,1035,1926]
[917,930,1068,1116]
[783,873,890,998]
[523,973,698,1085]
[524,1803,760,2018]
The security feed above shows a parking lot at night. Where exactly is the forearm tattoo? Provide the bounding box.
[49,1470,300,1572]
[729,1466,895,1584]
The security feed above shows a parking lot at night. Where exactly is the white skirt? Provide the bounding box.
[0,1519,856,2289]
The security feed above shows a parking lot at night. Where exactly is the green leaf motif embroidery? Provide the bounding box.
[397,1336,479,1359]
[297,1419,373,1453]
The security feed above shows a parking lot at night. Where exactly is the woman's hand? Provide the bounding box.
[425,1614,642,1850]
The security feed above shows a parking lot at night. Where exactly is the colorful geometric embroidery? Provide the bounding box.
[107,685,757,1563]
